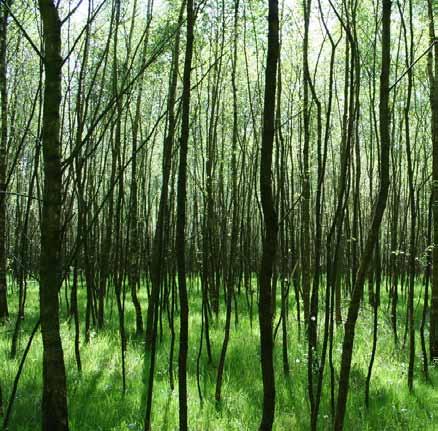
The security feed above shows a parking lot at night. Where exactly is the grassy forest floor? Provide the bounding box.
[1,279,438,430]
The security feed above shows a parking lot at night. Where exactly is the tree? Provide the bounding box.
[259,0,279,429]
[428,0,438,363]
[144,0,185,426]
[176,0,195,428]
[215,0,240,404]
[334,0,392,428]
[38,0,69,430]
[0,0,10,322]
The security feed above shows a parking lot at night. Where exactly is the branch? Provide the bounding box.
[389,40,437,92]
[61,0,108,65]
[0,190,42,202]
[60,0,84,26]
[0,0,44,62]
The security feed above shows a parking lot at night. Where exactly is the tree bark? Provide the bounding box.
[427,0,438,363]
[259,0,279,429]
[38,1,69,430]
[0,0,10,322]
[176,0,195,429]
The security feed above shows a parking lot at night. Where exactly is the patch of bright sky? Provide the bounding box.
[70,0,167,24]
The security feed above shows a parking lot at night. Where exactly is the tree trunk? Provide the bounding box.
[334,0,391,428]
[144,1,184,427]
[176,0,195,429]
[259,0,279,429]
[38,1,69,430]
[215,0,240,403]
[0,0,10,322]
[427,0,438,362]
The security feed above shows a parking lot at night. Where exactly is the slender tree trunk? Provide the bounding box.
[427,0,438,363]
[176,0,195,428]
[38,1,69,429]
[401,0,416,390]
[421,194,432,379]
[312,1,339,424]
[215,0,240,404]
[127,0,153,338]
[71,260,81,372]
[259,1,279,429]
[144,1,184,428]
[364,243,381,407]
[0,0,10,322]
[146,0,184,347]
[334,0,391,428]
[301,0,311,324]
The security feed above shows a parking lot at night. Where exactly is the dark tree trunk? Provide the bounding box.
[176,0,195,429]
[259,0,279,429]
[400,0,416,390]
[427,0,438,362]
[334,0,391,428]
[38,1,69,430]
[215,0,240,404]
[144,1,184,427]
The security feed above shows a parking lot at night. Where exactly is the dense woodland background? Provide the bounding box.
[0,0,438,430]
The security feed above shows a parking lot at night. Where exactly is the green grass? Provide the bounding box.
[1,278,438,430]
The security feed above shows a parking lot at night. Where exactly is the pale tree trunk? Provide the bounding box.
[0,0,10,321]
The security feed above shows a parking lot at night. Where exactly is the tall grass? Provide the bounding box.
[1,278,437,430]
